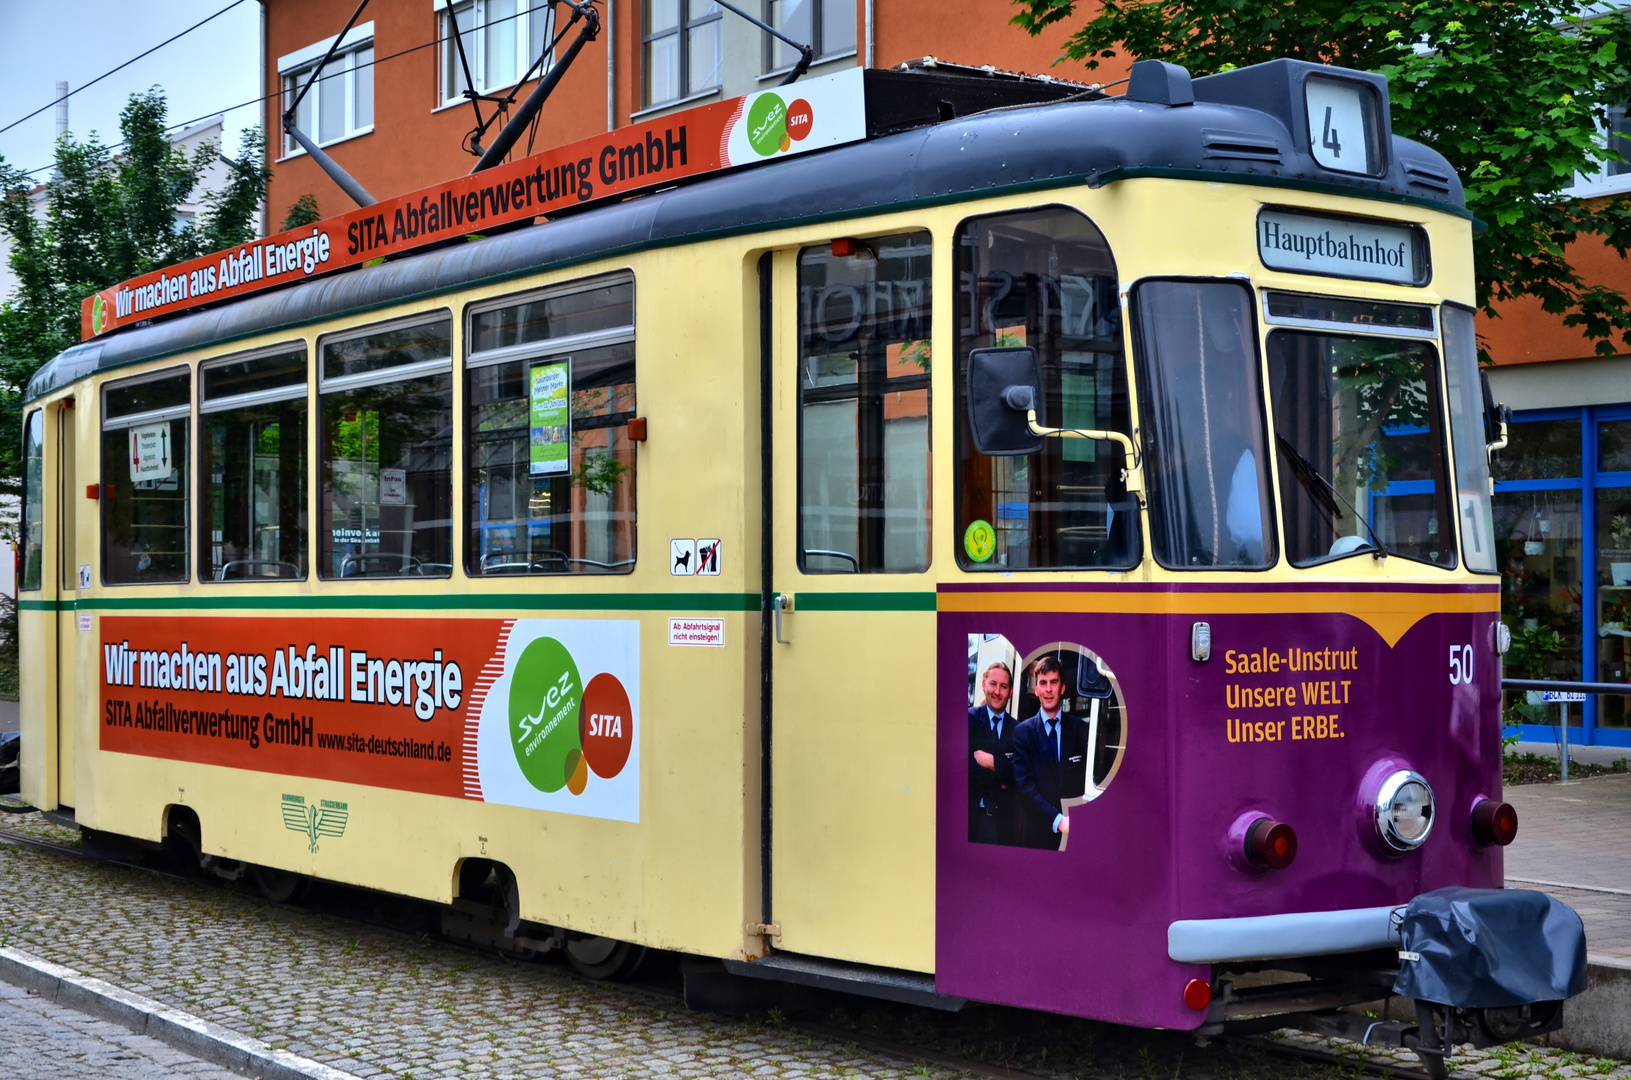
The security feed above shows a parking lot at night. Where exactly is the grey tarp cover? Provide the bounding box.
[1392,887,1586,1007]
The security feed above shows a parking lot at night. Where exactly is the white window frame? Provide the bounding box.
[278,23,376,158]
[762,0,856,77]
[643,0,724,109]
[1564,102,1631,199]
[438,0,556,107]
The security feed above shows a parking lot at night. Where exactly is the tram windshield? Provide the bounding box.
[1267,331,1454,568]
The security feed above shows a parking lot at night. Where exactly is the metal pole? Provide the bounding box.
[1560,701,1570,783]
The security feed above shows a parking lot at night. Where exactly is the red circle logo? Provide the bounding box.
[786,99,814,141]
[579,672,633,779]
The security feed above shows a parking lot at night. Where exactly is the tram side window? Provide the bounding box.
[466,277,637,576]
[1442,304,1497,573]
[200,346,308,581]
[1267,331,1454,568]
[797,232,932,574]
[954,207,1138,571]
[319,316,453,578]
[1132,281,1276,569]
[21,410,43,590]
[102,370,191,584]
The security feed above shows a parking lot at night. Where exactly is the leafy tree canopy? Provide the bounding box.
[1012,0,1631,358]
[0,88,269,490]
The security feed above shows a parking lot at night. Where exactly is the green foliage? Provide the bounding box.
[1011,0,1631,360]
[0,89,268,493]
[280,193,322,231]
[1509,623,1565,679]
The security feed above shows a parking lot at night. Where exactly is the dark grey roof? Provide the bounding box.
[26,69,1463,403]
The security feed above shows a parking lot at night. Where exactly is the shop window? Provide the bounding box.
[319,316,453,578]
[441,0,555,104]
[200,346,308,581]
[1491,418,1582,480]
[1495,490,1584,687]
[1133,280,1275,570]
[102,370,190,585]
[280,24,374,155]
[954,207,1139,572]
[644,0,721,107]
[798,232,931,574]
[1600,420,1631,473]
[1598,486,1631,726]
[466,277,636,575]
[765,0,855,72]
[20,410,42,591]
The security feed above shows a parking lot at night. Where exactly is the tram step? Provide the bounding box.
[722,953,965,1011]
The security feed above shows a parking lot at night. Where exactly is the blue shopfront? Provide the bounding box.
[1494,405,1631,746]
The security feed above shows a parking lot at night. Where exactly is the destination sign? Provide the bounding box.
[81,68,867,339]
[1257,208,1426,286]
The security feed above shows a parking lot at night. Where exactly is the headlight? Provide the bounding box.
[1375,769,1434,851]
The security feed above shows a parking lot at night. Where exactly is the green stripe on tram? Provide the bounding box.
[793,592,937,612]
[21,592,761,613]
[20,591,937,613]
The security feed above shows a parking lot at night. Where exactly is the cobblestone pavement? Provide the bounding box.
[0,979,242,1080]
[1,816,1628,1080]
[1507,773,1631,962]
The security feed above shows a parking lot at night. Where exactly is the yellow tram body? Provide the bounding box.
[21,174,1478,981]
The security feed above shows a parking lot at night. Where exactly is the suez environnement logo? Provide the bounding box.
[506,636,632,797]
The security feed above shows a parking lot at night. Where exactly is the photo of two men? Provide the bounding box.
[966,635,1123,851]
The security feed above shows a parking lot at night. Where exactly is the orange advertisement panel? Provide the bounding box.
[80,69,868,339]
[99,616,642,821]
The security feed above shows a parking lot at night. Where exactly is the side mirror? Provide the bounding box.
[1480,371,1510,454]
[968,346,1044,456]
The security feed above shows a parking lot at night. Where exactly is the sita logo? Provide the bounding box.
[508,637,632,794]
[746,92,815,157]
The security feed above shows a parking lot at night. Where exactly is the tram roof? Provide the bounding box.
[27,58,1465,403]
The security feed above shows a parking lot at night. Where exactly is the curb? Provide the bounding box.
[0,945,363,1080]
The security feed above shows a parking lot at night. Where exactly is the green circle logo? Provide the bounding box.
[508,636,583,792]
[91,294,106,335]
[964,519,997,563]
[747,93,788,157]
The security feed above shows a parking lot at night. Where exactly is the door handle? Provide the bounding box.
[773,593,793,644]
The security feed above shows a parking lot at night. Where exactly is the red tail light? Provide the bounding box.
[1245,817,1298,870]
[1183,978,1212,1010]
[1471,799,1518,846]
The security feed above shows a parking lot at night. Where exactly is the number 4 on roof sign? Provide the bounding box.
[695,539,721,576]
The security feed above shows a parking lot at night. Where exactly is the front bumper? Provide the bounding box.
[1168,905,1401,964]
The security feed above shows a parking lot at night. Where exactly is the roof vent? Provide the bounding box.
[1126,59,1194,107]
[1201,129,1282,163]
[1402,159,1454,194]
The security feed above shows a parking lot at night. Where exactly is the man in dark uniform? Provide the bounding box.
[1011,655,1106,850]
[967,660,1016,845]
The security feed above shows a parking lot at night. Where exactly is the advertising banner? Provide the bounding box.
[81,68,869,339]
[529,360,571,476]
[99,616,640,821]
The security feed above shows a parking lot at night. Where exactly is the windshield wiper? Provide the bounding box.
[1275,435,1388,559]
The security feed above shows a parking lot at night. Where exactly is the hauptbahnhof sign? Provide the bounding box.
[81,69,866,340]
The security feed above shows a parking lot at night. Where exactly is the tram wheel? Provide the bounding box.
[563,935,647,981]
[250,864,311,904]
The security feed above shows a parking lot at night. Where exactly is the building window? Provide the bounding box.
[644,0,721,107]
[442,0,555,105]
[1564,102,1631,196]
[102,369,191,585]
[280,23,374,156]
[765,0,854,72]
[200,345,309,581]
[466,275,637,576]
[319,315,454,578]
[21,409,42,591]
[798,232,932,574]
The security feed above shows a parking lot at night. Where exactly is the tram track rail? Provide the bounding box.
[0,819,1440,1080]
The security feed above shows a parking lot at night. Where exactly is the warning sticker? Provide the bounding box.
[669,618,726,647]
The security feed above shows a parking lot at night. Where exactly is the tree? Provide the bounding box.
[280,193,322,231]
[1012,0,1631,358]
[0,89,268,490]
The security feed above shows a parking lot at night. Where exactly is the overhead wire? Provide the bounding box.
[8,0,555,179]
[0,0,250,138]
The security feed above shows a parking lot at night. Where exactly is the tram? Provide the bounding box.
[14,54,1584,1074]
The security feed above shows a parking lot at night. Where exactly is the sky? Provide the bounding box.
[0,0,262,179]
